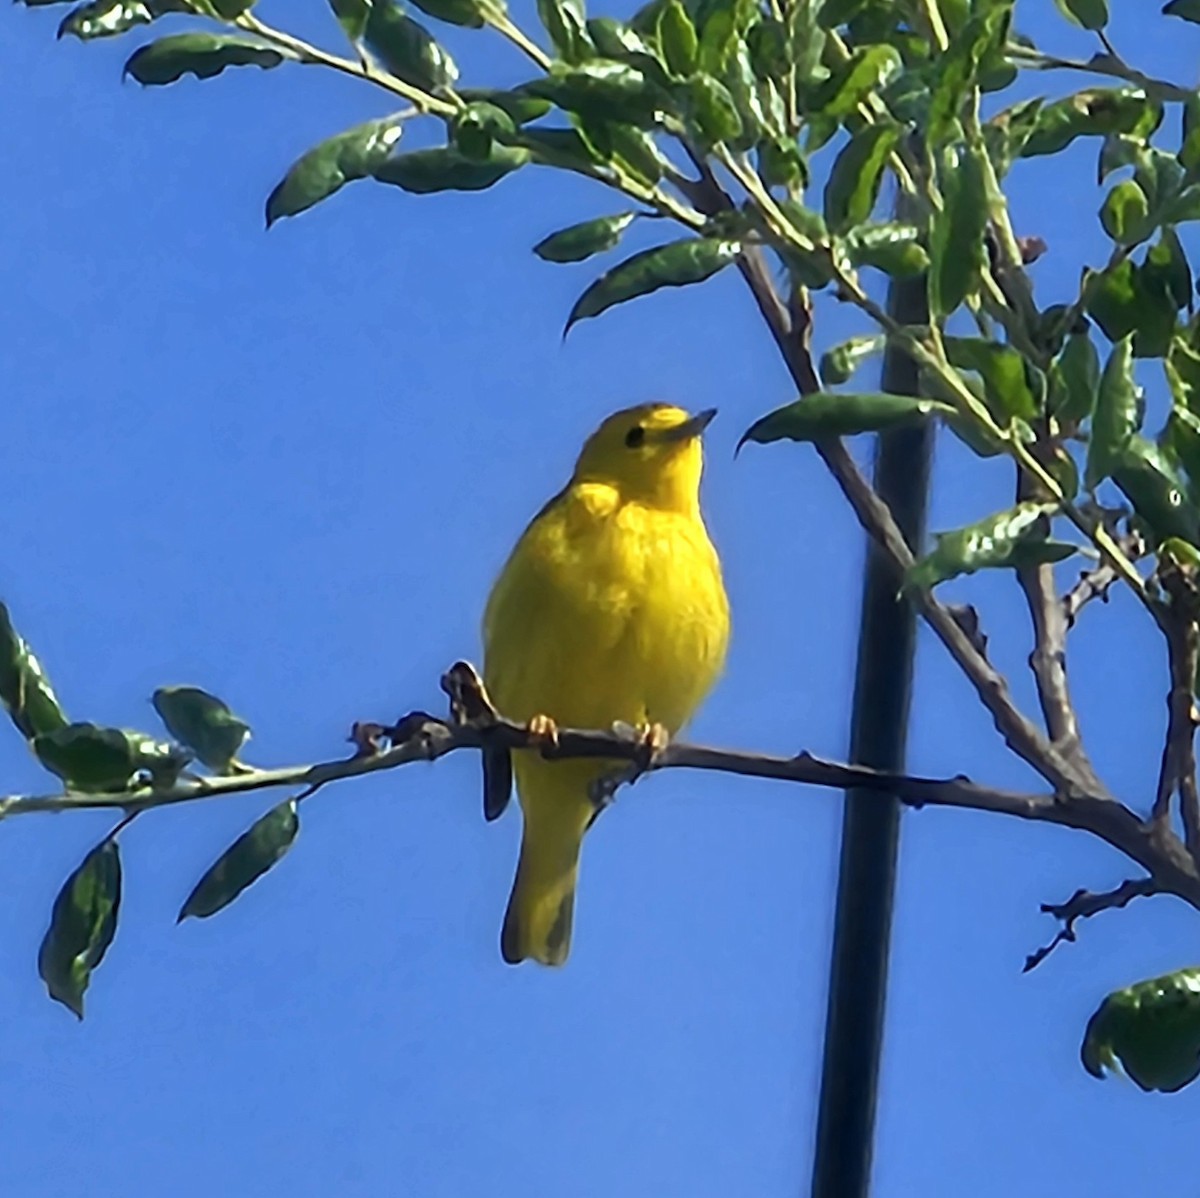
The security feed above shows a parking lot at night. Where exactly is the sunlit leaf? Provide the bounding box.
[805,44,901,118]
[34,723,179,791]
[38,841,121,1020]
[537,0,594,62]
[1100,178,1152,245]
[1048,331,1100,425]
[843,221,929,277]
[364,3,457,90]
[0,603,68,741]
[823,122,900,233]
[533,212,635,262]
[1114,435,1199,543]
[907,503,1075,590]
[57,0,187,39]
[929,144,987,318]
[1086,335,1140,488]
[656,0,697,76]
[266,117,404,226]
[1083,967,1200,1092]
[1022,88,1162,159]
[819,335,886,387]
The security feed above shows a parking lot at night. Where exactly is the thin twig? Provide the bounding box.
[1023,878,1157,972]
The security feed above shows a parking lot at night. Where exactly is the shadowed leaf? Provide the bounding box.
[824,122,901,233]
[178,799,300,921]
[364,4,457,90]
[124,33,285,84]
[929,144,988,318]
[819,335,886,386]
[739,392,952,448]
[534,212,635,262]
[57,0,188,39]
[152,686,250,772]
[1086,335,1140,488]
[38,841,121,1019]
[0,603,68,740]
[373,145,528,192]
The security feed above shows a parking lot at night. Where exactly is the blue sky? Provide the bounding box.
[3,3,1199,1195]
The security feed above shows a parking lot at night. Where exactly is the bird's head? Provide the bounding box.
[571,403,717,512]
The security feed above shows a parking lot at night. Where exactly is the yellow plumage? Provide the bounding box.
[483,403,730,965]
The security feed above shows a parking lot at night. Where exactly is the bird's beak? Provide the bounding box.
[652,408,718,444]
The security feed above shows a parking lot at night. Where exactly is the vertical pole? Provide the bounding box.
[809,265,931,1198]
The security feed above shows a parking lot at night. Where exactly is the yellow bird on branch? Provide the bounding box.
[483,404,730,965]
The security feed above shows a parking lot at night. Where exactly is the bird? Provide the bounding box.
[482,403,730,965]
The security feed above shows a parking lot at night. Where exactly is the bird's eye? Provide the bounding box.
[625,426,646,448]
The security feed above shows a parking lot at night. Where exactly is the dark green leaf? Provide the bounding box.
[409,0,492,29]
[564,237,740,334]
[458,86,552,125]
[537,0,593,62]
[451,101,516,160]
[907,503,1074,590]
[364,4,457,90]
[819,335,886,386]
[944,336,1038,421]
[843,221,929,277]
[1083,967,1200,1091]
[266,117,403,226]
[805,44,901,119]
[657,0,697,76]
[1148,227,1194,311]
[0,603,68,741]
[373,145,529,192]
[38,841,121,1019]
[329,0,370,41]
[927,4,1011,148]
[1114,435,1199,543]
[1164,0,1200,24]
[1165,405,1200,490]
[1022,88,1162,159]
[1100,178,1152,245]
[985,97,1043,177]
[124,33,284,84]
[759,137,807,189]
[1054,0,1108,29]
[530,61,666,126]
[34,723,177,791]
[720,41,766,151]
[58,0,187,39]
[1181,92,1200,178]
[823,122,900,233]
[1048,331,1100,425]
[1164,184,1200,225]
[1085,254,1178,357]
[1086,335,1139,488]
[534,212,635,262]
[152,685,250,772]
[817,0,869,26]
[787,0,824,82]
[606,123,667,183]
[687,73,743,146]
[746,17,788,82]
[178,799,300,921]
[929,144,988,319]
[738,392,952,448]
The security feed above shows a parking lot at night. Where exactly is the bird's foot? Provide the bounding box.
[525,713,560,752]
[440,661,498,727]
[590,721,671,812]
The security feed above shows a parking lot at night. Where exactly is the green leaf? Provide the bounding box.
[819,335,886,386]
[985,97,1043,177]
[178,799,300,921]
[564,237,740,334]
[823,122,901,234]
[1084,258,1174,356]
[373,145,529,193]
[1083,968,1200,1091]
[534,212,635,263]
[1086,335,1140,488]
[0,603,68,741]
[152,685,250,772]
[738,392,952,448]
[687,73,743,146]
[787,0,824,82]
[1100,178,1152,245]
[907,503,1074,590]
[927,4,1011,148]
[805,44,901,119]
[266,117,403,226]
[451,101,516,160]
[364,4,457,91]
[1181,93,1200,178]
[944,336,1038,421]
[33,723,178,791]
[929,144,988,319]
[457,86,552,125]
[759,137,807,189]
[1164,0,1200,24]
[38,841,121,1019]
[329,0,370,41]
[843,221,929,277]
[57,0,186,39]
[1147,227,1194,311]
[1049,331,1100,425]
[1054,0,1108,29]
[537,0,593,62]
[530,61,667,127]
[657,0,697,76]
[409,0,492,29]
[606,123,667,183]
[124,33,285,84]
[1114,435,1200,543]
[1022,88,1162,159]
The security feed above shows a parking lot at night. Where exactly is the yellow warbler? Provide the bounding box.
[483,403,730,965]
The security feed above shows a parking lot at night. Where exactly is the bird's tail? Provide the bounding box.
[501,758,599,966]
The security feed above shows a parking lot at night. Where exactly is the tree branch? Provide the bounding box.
[1023,878,1157,972]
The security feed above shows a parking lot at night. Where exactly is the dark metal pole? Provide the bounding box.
[810,265,932,1198]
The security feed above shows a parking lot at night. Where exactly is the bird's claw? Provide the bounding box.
[525,713,560,752]
[440,660,498,727]
[612,719,671,772]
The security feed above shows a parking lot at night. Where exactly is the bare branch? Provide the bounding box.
[1023,878,1157,972]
